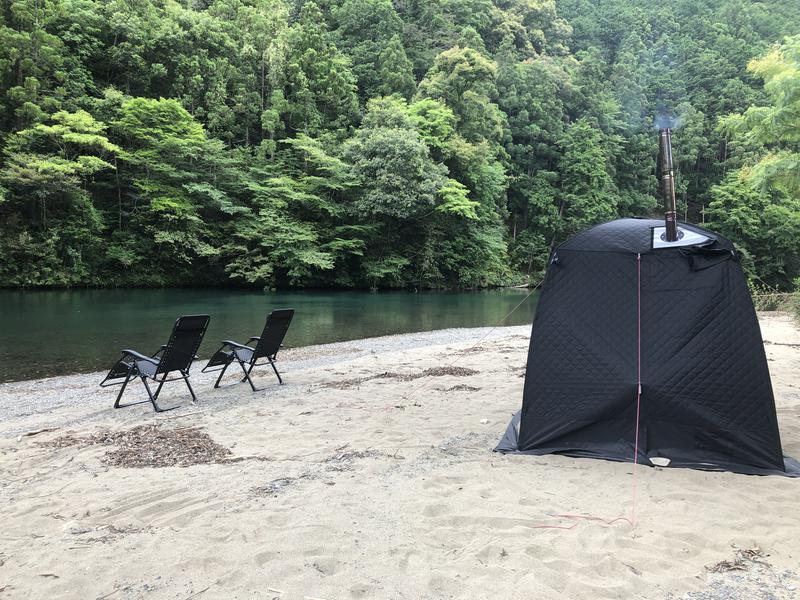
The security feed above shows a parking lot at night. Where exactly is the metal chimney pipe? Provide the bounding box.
[659,128,678,242]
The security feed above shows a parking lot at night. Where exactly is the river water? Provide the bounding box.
[0,288,537,382]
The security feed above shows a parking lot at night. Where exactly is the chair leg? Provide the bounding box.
[141,377,163,413]
[238,360,257,392]
[113,372,133,408]
[153,377,166,401]
[268,358,284,385]
[214,362,231,388]
[184,375,197,402]
[240,362,254,383]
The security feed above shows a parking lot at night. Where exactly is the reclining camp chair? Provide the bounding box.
[100,315,210,412]
[202,309,294,391]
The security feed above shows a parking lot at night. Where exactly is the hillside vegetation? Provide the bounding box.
[1,0,798,289]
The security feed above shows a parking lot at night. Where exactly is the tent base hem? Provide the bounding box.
[495,411,800,477]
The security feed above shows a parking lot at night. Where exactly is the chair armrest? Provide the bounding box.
[222,340,252,351]
[121,349,159,364]
[152,344,168,357]
[248,336,260,343]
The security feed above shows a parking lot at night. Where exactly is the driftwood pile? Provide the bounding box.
[708,547,768,573]
[323,366,479,389]
[446,384,481,392]
[418,366,478,378]
[41,424,232,468]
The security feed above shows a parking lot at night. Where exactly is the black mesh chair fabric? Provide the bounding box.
[158,315,210,373]
[253,309,295,360]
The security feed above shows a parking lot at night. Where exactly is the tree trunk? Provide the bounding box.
[115,155,123,230]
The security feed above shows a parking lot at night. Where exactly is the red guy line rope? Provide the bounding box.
[529,253,642,533]
[399,280,543,402]
[632,252,642,529]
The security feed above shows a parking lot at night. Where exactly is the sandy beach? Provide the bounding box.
[1,314,799,600]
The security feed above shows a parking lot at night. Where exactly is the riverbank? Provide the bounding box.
[1,315,799,599]
[0,287,537,383]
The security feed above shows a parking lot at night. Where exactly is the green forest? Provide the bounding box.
[1,0,799,290]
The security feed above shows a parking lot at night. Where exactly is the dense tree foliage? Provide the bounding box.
[1,0,798,289]
[707,35,800,289]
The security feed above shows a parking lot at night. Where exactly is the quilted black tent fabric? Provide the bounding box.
[497,218,799,476]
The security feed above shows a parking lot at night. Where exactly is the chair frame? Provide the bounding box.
[202,309,294,392]
[100,315,210,412]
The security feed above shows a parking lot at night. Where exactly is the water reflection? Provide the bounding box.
[0,288,537,382]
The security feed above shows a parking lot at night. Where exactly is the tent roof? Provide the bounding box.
[559,218,734,254]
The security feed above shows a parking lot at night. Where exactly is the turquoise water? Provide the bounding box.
[0,288,537,382]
